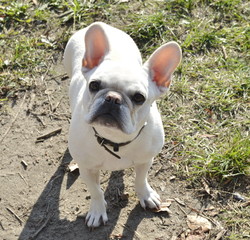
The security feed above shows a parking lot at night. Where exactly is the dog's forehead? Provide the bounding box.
[92,62,148,90]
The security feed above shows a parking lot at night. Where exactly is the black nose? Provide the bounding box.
[105,91,122,105]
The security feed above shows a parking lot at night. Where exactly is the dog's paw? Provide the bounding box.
[137,185,161,210]
[85,199,108,228]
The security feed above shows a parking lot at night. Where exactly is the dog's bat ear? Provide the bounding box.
[145,42,182,91]
[82,23,110,70]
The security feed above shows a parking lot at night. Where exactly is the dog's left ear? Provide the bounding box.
[82,23,110,70]
[144,42,182,94]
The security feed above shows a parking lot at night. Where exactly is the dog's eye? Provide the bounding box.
[89,81,101,92]
[132,92,145,105]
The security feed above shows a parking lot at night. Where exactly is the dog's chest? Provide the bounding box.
[80,146,136,171]
[96,154,134,171]
[69,130,135,171]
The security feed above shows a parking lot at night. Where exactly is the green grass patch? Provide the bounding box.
[194,133,250,179]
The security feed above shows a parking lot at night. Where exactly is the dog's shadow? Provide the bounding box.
[19,149,168,240]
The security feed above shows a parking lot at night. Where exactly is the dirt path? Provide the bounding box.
[0,62,219,240]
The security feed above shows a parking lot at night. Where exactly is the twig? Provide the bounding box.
[44,85,53,112]
[177,203,187,216]
[0,220,5,230]
[174,198,186,207]
[41,66,50,83]
[30,212,54,239]
[52,96,64,112]
[155,165,163,176]
[57,10,72,19]
[36,127,62,142]
[41,66,53,113]
[30,111,46,127]
[0,92,27,143]
[51,73,68,81]
[61,74,68,81]
[0,172,28,185]
[215,229,227,240]
[222,46,228,59]
[45,174,62,199]
[6,207,23,225]
[0,173,16,177]
[122,224,141,240]
[21,160,28,169]
[166,26,177,38]
[18,172,28,185]
[49,113,70,121]
[27,92,36,113]
[186,205,202,214]
[241,201,250,207]
[167,142,181,152]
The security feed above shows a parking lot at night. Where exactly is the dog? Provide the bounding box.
[63,22,181,228]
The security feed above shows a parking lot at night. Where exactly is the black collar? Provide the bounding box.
[92,124,146,159]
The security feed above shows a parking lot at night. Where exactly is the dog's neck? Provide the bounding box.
[92,124,146,159]
[92,121,147,144]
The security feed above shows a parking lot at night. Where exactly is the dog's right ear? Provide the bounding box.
[144,42,182,96]
[82,23,110,70]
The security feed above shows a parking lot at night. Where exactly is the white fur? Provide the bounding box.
[64,22,181,228]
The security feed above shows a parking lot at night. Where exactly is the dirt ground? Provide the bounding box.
[1,57,225,240]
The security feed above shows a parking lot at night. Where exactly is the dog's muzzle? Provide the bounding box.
[90,91,125,130]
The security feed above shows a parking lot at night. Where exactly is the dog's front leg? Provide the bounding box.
[135,162,161,210]
[80,168,108,228]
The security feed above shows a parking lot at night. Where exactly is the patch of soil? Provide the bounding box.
[0,61,222,240]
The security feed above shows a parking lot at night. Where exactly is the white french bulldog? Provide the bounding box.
[63,22,181,228]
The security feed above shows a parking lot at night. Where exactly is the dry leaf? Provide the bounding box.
[204,206,220,217]
[67,160,79,172]
[201,179,211,195]
[187,214,212,233]
[186,233,205,240]
[170,175,176,181]
[159,183,165,191]
[241,201,250,207]
[44,88,54,95]
[152,200,173,213]
[109,233,123,239]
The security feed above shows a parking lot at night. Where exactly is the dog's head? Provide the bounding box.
[81,23,182,135]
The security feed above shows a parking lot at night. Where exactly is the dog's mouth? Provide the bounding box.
[92,112,122,129]
[86,94,133,134]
